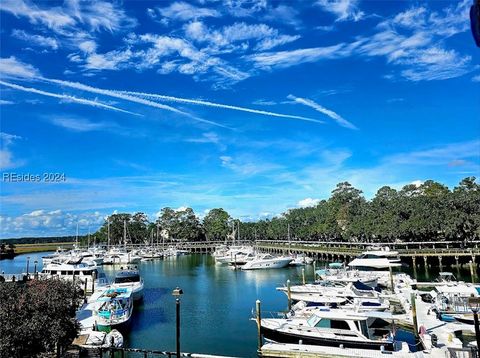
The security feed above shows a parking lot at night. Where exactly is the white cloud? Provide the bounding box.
[263,5,301,28]
[49,117,109,132]
[184,21,300,52]
[156,2,220,22]
[388,140,480,166]
[78,40,97,54]
[398,47,471,81]
[11,29,59,50]
[0,132,22,169]
[0,56,40,79]
[287,95,357,130]
[0,0,136,34]
[297,198,320,208]
[471,75,480,82]
[223,0,267,17]
[410,180,423,187]
[248,1,472,82]
[249,44,345,69]
[0,209,105,238]
[316,0,364,22]
[0,100,14,105]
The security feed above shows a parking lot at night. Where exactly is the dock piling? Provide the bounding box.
[301,268,305,285]
[287,279,292,311]
[411,292,419,339]
[470,260,475,284]
[256,300,262,351]
[389,266,394,292]
[313,261,316,282]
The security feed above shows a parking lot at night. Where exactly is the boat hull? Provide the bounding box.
[261,326,394,351]
[242,257,293,270]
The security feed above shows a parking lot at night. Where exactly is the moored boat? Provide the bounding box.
[242,254,293,270]
[112,266,144,301]
[94,287,134,330]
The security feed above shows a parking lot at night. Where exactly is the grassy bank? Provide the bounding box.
[14,242,75,254]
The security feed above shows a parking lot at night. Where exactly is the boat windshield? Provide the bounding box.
[307,314,321,327]
[115,274,140,283]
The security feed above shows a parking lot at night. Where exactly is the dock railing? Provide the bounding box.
[67,347,239,358]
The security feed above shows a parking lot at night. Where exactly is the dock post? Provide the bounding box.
[91,271,96,293]
[411,292,419,339]
[287,279,292,311]
[313,261,316,282]
[389,267,394,292]
[438,256,443,269]
[84,280,87,301]
[470,260,475,284]
[256,300,262,352]
[412,256,417,279]
[423,256,428,268]
[302,268,306,285]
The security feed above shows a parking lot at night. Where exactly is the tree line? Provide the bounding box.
[90,177,480,244]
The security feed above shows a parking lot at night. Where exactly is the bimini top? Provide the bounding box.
[328,262,344,269]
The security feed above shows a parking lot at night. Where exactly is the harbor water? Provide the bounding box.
[0,252,475,357]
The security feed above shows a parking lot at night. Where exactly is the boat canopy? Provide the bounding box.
[328,262,343,269]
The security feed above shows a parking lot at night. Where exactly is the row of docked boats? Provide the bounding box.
[213,245,313,269]
[41,244,189,272]
[252,246,480,357]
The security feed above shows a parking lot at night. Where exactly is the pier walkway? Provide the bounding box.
[255,240,480,268]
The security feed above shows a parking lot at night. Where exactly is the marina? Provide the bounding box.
[1,243,479,358]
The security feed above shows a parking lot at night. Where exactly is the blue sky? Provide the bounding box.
[0,0,479,238]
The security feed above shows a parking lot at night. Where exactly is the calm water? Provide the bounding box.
[0,252,476,357]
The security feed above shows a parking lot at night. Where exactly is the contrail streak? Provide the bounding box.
[118,90,325,124]
[287,94,357,130]
[43,78,229,129]
[0,80,140,116]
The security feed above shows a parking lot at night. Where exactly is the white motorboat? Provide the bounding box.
[277,281,389,308]
[40,257,98,286]
[348,247,401,270]
[242,253,293,270]
[317,263,379,288]
[258,308,396,351]
[214,246,254,264]
[112,267,144,301]
[103,247,141,265]
[290,254,314,266]
[94,287,134,329]
[41,247,69,265]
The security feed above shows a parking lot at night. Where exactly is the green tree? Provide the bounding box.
[203,208,232,241]
[0,279,81,357]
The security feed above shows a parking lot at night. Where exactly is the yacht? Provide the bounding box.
[112,267,144,301]
[214,246,254,264]
[348,247,401,270]
[94,287,134,329]
[316,263,378,288]
[242,253,293,270]
[278,281,389,309]
[41,257,98,286]
[103,247,141,265]
[258,308,395,351]
[290,254,314,266]
[41,247,69,265]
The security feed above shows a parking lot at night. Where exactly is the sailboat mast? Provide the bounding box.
[107,219,110,248]
[123,220,127,249]
[75,223,79,247]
